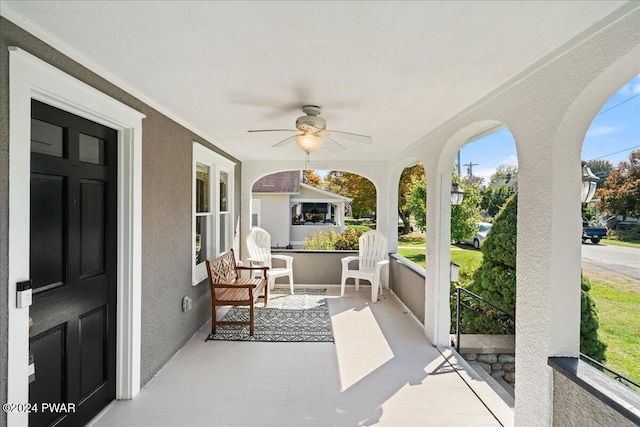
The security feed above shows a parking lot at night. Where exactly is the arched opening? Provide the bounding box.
[396,162,427,266]
[250,169,377,250]
[446,125,519,395]
[579,74,640,385]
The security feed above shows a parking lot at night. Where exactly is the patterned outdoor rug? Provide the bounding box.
[206,288,334,342]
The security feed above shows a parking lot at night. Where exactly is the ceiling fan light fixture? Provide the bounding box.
[295,133,324,154]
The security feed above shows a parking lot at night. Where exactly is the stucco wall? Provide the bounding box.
[0,16,242,401]
[272,250,356,284]
[389,254,426,324]
[552,371,636,426]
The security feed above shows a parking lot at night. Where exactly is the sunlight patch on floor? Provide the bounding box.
[331,303,394,392]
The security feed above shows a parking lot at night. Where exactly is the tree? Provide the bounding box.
[398,164,425,234]
[462,175,485,188]
[480,184,514,218]
[598,150,640,218]
[303,169,322,187]
[586,159,613,189]
[467,193,518,319]
[451,183,481,243]
[462,194,608,362]
[406,174,427,232]
[580,275,607,363]
[490,165,518,185]
[324,171,376,218]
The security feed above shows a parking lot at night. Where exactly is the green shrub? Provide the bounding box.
[335,229,364,250]
[609,225,640,242]
[464,193,517,333]
[581,275,607,363]
[346,224,371,233]
[303,230,338,250]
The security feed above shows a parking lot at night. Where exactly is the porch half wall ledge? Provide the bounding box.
[549,357,640,426]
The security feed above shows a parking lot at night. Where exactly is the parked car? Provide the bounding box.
[582,221,607,244]
[462,222,492,249]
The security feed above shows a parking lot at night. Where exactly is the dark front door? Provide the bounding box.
[29,100,117,427]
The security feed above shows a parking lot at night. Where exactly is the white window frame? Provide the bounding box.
[192,142,235,285]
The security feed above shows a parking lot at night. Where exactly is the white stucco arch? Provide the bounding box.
[387,157,426,253]
[241,160,388,259]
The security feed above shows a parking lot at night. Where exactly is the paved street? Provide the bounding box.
[582,242,640,282]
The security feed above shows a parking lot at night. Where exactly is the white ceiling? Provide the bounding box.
[1,1,630,162]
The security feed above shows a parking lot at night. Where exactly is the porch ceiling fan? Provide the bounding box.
[247,105,372,154]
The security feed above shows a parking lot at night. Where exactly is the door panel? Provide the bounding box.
[29,325,66,427]
[80,180,106,278]
[79,306,108,398]
[29,99,117,427]
[30,174,66,291]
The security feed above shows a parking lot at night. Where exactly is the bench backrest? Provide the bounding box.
[206,249,238,284]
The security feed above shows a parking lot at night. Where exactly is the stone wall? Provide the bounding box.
[458,334,516,387]
[462,352,516,385]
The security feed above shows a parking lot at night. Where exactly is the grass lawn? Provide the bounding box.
[600,238,640,249]
[585,273,640,383]
[397,236,483,268]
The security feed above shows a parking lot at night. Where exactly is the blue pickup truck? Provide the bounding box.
[582,221,607,244]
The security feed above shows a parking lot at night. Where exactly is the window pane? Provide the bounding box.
[79,133,106,165]
[195,216,209,264]
[219,213,227,253]
[219,171,228,212]
[31,118,64,157]
[196,164,210,213]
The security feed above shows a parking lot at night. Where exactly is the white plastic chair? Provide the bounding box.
[341,230,389,302]
[246,227,294,294]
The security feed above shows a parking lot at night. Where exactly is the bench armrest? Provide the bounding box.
[211,283,258,289]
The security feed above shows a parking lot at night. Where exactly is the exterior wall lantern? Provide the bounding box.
[451,182,465,206]
[581,164,600,204]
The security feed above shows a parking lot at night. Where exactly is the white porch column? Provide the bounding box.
[514,126,583,426]
[424,159,453,346]
[386,171,400,254]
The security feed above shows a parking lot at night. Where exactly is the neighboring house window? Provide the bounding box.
[251,199,261,227]
[192,142,235,285]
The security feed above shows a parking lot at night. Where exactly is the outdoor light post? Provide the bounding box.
[451,182,465,205]
[581,164,600,204]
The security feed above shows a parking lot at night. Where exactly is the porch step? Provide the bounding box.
[469,361,515,406]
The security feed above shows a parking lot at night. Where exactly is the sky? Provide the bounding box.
[461,74,640,183]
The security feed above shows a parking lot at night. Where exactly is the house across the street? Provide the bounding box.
[252,171,351,248]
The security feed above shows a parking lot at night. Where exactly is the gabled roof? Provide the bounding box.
[296,183,351,202]
[252,171,300,193]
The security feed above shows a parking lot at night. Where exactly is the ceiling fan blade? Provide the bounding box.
[271,135,297,148]
[327,130,373,144]
[248,129,298,133]
[326,136,346,153]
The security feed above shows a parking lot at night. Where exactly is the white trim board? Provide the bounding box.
[8,47,144,426]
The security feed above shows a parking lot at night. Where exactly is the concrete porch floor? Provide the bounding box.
[91,286,506,426]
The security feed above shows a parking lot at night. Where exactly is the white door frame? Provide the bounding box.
[7,47,144,426]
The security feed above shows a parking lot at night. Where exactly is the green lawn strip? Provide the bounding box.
[586,275,640,383]
[398,235,428,247]
[397,246,482,269]
[600,238,640,249]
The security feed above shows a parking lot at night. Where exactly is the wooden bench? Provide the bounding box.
[205,249,269,337]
